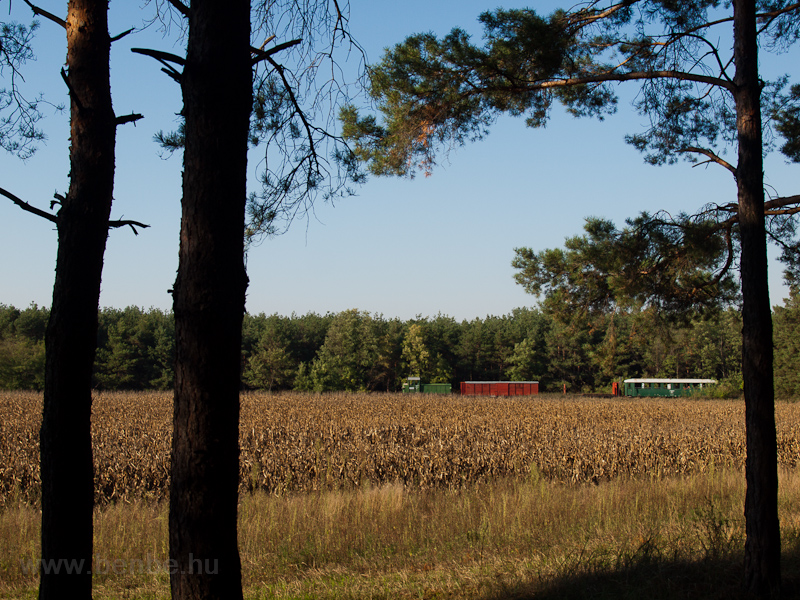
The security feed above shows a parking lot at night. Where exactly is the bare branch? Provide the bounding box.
[710,202,739,214]
[130,47,186,67]
[21,0,66,29]
[165,0,190,19]
[108,219,150,235]
[131,48,184,82]
[531,69,736,94]
[765,195,800,212]
[712,226,736,288]
[159,68,181,84]
[115,112,144,126]
[765,207,800,217]
[250,38,303,65]
[0,185,58,223]
[680,33,734,84]
[664,3,799,39]
[757,2,800,36]
[60,68,83,111]
[566,1,634,30]
[263,53,321,169]
[111,28,135,43]
[688,195,800,229]
[682,146,737,174]
[257,35,276,52]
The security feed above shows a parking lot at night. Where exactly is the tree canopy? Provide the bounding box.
[512,214,741,321]
[343,1,799,174]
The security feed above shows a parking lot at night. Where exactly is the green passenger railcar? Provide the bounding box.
[623,378,717,397]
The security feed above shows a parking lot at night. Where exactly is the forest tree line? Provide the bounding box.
[4,296,800,397]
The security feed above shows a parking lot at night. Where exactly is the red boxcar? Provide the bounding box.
[460,381,539,396]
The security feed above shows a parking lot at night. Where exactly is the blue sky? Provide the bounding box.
[0,1,797,321]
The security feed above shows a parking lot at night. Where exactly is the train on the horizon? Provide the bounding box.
[403,377,539,397]
[620,378,717,398]
[403,377,717,398]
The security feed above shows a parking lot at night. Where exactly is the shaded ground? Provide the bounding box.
[482,545,800,600]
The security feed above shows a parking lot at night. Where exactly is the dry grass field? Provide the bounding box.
[3,391,800,599]
[2,390,800,504]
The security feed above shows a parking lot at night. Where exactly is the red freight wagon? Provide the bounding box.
[460,381,539,396]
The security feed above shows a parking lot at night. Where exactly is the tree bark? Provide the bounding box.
[169,0,251,598]
[39,1,116,598]
[734,0,781,597]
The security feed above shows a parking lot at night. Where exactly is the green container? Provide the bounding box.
[421,383,451,394]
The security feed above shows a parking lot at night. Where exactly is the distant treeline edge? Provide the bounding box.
[3,294,800,397]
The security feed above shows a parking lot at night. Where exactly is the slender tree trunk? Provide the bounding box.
[734,0,781,597]
[39,1,116,598]
[169,0,251,598]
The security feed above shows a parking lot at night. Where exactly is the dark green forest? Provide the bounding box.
[4,296,800,397]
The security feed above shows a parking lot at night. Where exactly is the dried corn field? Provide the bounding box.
[2,391,800,505]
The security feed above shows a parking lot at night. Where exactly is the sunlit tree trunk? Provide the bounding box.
[39,1,116,598]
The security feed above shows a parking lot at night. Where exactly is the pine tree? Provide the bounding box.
[342,2,800,594]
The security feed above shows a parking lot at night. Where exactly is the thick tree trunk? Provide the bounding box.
[169,1,251,598]
[734,0,781,597]
[39,1,116,598]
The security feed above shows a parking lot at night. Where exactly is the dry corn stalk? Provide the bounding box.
[1,390,798,504]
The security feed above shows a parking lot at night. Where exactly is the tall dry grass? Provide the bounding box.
[2,469,800,599]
